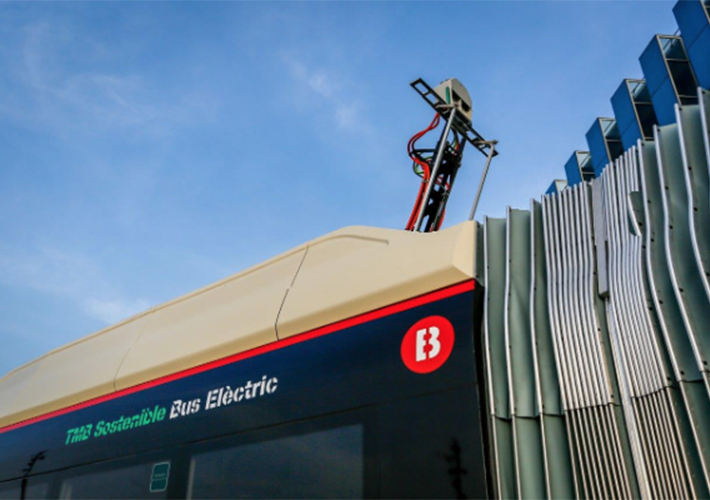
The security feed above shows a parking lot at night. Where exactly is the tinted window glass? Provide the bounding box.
[636,103,658,139]
[58,463,168,500]
[608,138,624,159]
[0,479,49,499]
[629,80,652,102]
[0,481,19,500]
[668,60,698,98]
[660,36,686,59]
[601,118,619,138]
[188,424,363,499]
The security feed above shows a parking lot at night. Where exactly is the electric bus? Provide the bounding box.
[0,222,490,499]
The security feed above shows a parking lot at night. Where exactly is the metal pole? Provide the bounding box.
[468,141,497,221]
[413,108,456,232]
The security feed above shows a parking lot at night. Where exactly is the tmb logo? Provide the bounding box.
[401,316,455,374]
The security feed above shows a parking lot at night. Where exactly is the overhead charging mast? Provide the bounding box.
[405,78,498,233]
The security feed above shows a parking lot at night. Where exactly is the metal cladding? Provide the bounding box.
[560,1,708,189]
[640,35,699,127]
[673,0,710,90]
[479,89,710,499]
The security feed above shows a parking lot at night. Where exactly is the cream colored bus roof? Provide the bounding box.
[0,221,476,429]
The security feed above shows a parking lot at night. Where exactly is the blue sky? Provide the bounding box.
[0,1,679,378]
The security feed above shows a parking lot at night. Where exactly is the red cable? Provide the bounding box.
[405,114,440,230]
[406,181,426,230]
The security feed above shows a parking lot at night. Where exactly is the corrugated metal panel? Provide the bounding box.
[601,149,691,498]
[484,217,516,499]
[679,96,710,309]
[505,208,545,499]
[530,200,576,499]
[480,87,710,498]
[639,137,710,498]
[544,184,635,499]
[656,113,710,393]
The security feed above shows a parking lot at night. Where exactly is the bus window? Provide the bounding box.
[0,480,18,500]
[58,462,168,500]
[187,424,363,499]
[0,478,50,500]
[0,480,21,500]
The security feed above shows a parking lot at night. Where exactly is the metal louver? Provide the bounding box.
[478,88,710,499]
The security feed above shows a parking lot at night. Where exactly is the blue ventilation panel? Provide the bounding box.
[585,118,623,177]
[640,35,699,125]
[564,151,594,186]
[611,79,658,149]
[674,0,710,90]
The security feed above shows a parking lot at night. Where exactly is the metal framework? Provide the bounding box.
[408,78,498,231]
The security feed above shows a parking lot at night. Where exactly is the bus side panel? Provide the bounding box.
[0,286,487,499]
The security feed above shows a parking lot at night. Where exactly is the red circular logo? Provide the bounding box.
[401,316,455,374]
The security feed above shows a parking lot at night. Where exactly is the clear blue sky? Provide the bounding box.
[0,1,678,378]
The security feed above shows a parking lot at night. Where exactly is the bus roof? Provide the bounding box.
[0,222,476,429]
